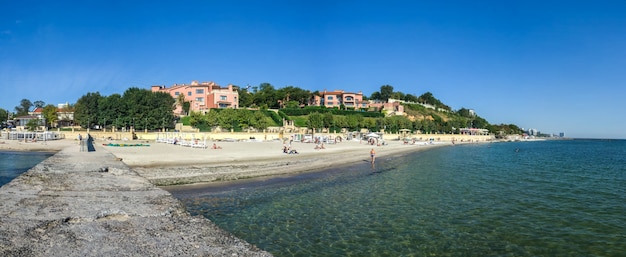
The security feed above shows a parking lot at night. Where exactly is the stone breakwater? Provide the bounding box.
[0,145,272,256]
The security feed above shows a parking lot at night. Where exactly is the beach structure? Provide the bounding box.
[151,80,239,115]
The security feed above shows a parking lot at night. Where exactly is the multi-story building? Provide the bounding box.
[151,81,239,115]
[24,103,75,128]
[310,90,366,109]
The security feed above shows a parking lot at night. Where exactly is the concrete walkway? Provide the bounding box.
[0,144,271,256]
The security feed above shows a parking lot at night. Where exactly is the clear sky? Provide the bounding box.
[1,1,625,139]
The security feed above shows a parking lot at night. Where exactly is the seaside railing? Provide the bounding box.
[2,131,65,141]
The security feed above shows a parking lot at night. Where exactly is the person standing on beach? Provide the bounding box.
[370,148,376,163]
[78,134,85,152]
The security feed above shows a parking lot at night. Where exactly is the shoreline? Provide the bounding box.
[106,139,460,186]
[1,134,495,187]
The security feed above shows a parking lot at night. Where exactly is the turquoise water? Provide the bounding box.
[169,140,626,256]
[0,151,54,187]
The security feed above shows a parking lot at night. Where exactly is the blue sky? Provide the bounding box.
[1,1,625,139]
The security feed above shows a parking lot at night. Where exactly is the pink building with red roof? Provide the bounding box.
[310,90,366,109]
[151,81,239,115]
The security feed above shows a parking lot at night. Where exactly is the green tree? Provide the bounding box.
[390,91,405,101]
[278,86,312,106]
[417,92,451,111]
[404,93,419,103]
[99,94,124,129]
[475,116,489,129]
[361,117,376,130]
[121,87,174,131]
[334,115,347,130]
[252,111,270,131]
[346,115,360,130]
[286,100,300,108]
[380,85,394,102]
[75,92,103,129]
[457,108,473,118]
[33,100,45,109]
[370,92,382,101]
[307,112,324,131]
[237,87,254,108]
[26,118,40,131]
[0,108,8,122]
[149,92,176,130]
[42,104,58,129]
[14,99,33,116]
[322,112,334,129]
[253,83,280,109]
[217,108,238,130]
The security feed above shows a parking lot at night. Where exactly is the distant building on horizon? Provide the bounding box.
[151,81,239,115]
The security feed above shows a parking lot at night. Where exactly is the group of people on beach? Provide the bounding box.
[282,142,299,154]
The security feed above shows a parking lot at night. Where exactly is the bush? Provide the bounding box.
[281,107,383,118]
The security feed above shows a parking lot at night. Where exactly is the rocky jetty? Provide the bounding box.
[0,145,272,256]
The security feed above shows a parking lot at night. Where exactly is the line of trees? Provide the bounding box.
[73,88,176,131]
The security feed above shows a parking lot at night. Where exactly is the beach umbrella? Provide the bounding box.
[366,133,379,138]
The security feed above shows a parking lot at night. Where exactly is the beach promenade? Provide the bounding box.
[0,134,492,256]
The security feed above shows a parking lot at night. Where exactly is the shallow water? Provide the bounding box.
[0,151,54,187]
[170,140,626,256]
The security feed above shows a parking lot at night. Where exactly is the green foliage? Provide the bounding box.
[180,116,191,126]
[281,107,383,118]
[291,116,307,127]
[380,85,394,102]
[457,108,473,118]
[191,109,279,131]
[33,100,45,109]
[14,99,33,116]
[237,87,254,108]
[74,88,175,131]
[0,108,9,122]
[286,100,300,108]
[25,118,40,131]
[489,123,523,135]
[182,102,190,115]
[307,112,324,130]
[42,104,58,128]
[74,92,101,129]
[265,110,282,125]
[417,92,451,111]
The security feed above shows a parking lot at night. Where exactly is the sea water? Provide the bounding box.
[0,151,54,187]
[169,139,626,256]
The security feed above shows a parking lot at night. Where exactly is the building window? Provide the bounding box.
[195,97,204,103]
[346,96,353,101]
[174,92,180,96]
[220,95,227,101]
[327,96,334,100]
[187,92,192,96]
[195,89,204,94]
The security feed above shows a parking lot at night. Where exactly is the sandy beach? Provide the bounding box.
[0,138,76,152]
[105,138,455,186]
[1,133,493,186]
